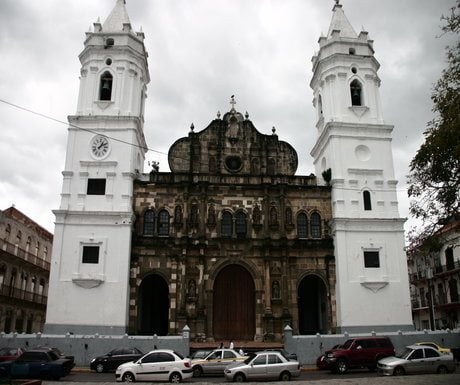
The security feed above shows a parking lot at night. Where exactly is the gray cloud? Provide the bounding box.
[0,0,456,233]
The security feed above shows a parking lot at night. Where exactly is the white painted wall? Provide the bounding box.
[310,5,413,332]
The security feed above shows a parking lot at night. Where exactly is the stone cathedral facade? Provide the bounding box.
[44,1,413,340]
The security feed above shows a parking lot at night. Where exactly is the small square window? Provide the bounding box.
[364,251,380,268]
[82,246,99,264]
[87,179,106,195]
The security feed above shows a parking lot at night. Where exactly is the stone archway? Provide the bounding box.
[138,274,169,335]
[298,275,328,334]
[213,264,255,340]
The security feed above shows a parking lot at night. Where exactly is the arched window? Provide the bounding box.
[99,71,113,101]
[157,209,169,236]
[318,94,323,117]
[297,213,308,238]
[235,212,247,238]
[310,212,322,238]
[4,224,11,240]
[221,211,233,238]
[143,209,155,236]
[449,279,459,302]
[363,190,372,211]
[26,237,31,253]
[350,79,362,106]
[0,265,6,286]
[16,231,22,245]
[446,247,454,270]
[35,242,40,256]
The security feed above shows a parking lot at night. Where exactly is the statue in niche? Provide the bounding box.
[174,205,183,224]
[227,116,240,142]
[188,279,197,299]
[269,206,278,225]
[190,204,198,226]
[285,207,293,225]
[272,280,280,299]
[207,204,216,225]
[253,204,261,224]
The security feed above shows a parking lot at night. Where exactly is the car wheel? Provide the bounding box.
[279,371,291,381]
[393,366,405,376]
[234,372,246,382]
[192,365,203,377]
[170,372,182,383]
[437,365,449,374]
[122,372,136,382]
[335,358,348,374]
[95,363,105,373]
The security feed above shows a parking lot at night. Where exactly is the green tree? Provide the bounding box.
[407,1,460,232]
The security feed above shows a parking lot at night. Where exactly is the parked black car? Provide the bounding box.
[35,345,75,373]
[90,347,143,373]
[0,349,73,380]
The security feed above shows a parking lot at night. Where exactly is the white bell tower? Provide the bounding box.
[310,2,413,332]
[45,0,149,334]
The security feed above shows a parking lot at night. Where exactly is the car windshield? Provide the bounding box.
[397,347,414,359]
[48,351,59,361]
[342,340,353,349]
[174,351,184,359]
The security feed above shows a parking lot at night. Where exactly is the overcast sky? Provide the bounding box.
[0,0,456,234]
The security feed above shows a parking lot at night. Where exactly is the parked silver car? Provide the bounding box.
[115,349,192,383]
[192,349,245,377]
[377,345,456,376]
[224,351,301,382]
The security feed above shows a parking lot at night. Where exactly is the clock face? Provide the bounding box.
[91,135,110,158]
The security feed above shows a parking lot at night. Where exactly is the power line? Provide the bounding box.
[0,98,167,156]
[0,97,410,193]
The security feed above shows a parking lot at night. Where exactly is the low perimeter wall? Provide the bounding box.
[1,326,459,366]
[0,326,190,367]
[283,326,460,364]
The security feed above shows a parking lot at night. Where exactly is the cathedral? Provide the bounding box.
[44,1,413,340]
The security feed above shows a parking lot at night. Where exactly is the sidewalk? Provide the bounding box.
[44,373,460,385]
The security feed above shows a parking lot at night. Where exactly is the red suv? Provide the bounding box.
[320,337,395,374]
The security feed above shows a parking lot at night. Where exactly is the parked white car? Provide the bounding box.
[224,350,301,382]
[115,349,192,383]
[192,348,246,377]
[377,345,456,376]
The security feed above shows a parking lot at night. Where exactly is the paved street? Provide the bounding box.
[42,369,460,385]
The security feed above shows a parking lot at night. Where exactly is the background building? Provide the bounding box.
[0,206,52,333]
[408,217,460,330]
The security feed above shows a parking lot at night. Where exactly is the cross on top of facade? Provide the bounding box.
[230,95,236,110]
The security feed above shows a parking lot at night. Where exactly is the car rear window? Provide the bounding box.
[424,348,440,358]
[376,338,393,348]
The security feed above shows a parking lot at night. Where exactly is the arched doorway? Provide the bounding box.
[298,275,328,334]
[213,264,255,340]
[138,274,169,335]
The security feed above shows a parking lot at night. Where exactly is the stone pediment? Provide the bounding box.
[168,103,298,176]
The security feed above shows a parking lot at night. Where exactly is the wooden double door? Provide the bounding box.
[213,265,255,340]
